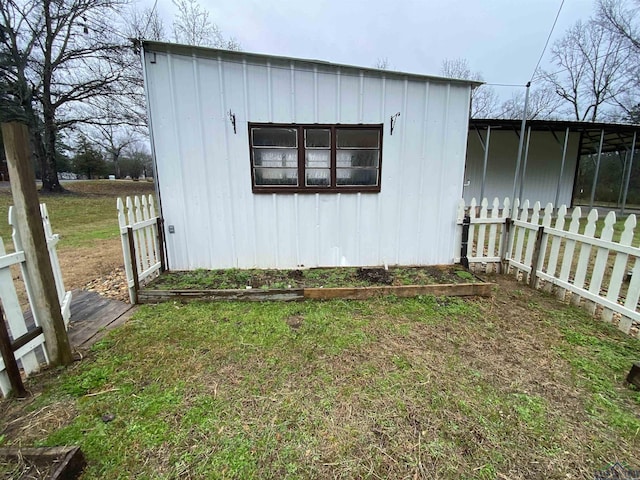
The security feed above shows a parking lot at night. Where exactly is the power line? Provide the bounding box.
[142,0,159,40]
[530,0,565,82]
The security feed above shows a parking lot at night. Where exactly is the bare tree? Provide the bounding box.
[541,19,632,122]
[1,0,136,192]
[440,58,498,118]
[375,57,390,70]
[597,0,640,120]
[497,84,563,120]
[172,0,239,49]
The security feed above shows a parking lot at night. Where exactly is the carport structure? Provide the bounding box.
[465,118,640,212]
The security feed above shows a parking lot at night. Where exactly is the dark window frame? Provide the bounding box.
[249,123,383,193]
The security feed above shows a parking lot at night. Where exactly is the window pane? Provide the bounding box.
[254,167,298,186]
[337,129,379,148]
[336,168,378,186]
[305,150,330,168]
[306,169,330,186]
[253,148,297,167]
[305,129,330,148]
[337,150,379,168]
[252,128,297,147]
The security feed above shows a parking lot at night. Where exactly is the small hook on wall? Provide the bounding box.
[228,110,236,134]
[390,112,400,135]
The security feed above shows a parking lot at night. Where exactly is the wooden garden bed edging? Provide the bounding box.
[137,282,493,304]
[0,446,86,479]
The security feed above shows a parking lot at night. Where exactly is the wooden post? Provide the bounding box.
[0,305,28,397]
[529,226,545,288]
[156,217,167,272]
[127,227,140,304]
[500,218,513,272]
[1,123,72,367]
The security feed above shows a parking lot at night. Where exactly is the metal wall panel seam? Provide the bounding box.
[436,84,452,263]
[359,71,364,123]
[376,76,386,265]
[416,81,431,264]
[315,194,320,266]
[394,78,410,265]
[314,66,319,122]
[336,68,341,124]
[217,55,238,266]
[242,58,258,267]
[273,194,280,267]
[192,54,216,268]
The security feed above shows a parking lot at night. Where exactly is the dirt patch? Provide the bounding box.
[356,267,393,285]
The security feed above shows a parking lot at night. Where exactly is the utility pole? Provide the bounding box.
[512,81,531,207]
[1,122,73,366]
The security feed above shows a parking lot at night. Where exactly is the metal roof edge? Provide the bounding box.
[470,118,640,131]
[142,40,483,87]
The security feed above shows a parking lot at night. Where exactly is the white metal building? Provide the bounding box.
[142,41,478,269]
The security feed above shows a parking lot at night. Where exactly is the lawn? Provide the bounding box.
[1,278,639,479]
[0,180,156,250]
[0,180,156,299]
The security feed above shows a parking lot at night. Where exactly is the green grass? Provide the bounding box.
[0,180,155,249]
[3,286,638,479]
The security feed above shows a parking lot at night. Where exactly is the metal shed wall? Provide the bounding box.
[464,130,580,206]
[144,48,472,269]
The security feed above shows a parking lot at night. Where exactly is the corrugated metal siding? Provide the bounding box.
[464,130,580,206]
[145,50,472,269]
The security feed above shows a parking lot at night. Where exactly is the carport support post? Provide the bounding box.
[1,123,73,367]
[621,131,637,215]
[480,126,491,202]
[554,127,570,208]
[589,129,605,209]
[511,82,530,209]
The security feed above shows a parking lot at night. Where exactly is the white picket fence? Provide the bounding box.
[456,198,640,338]
[0,204,71,396]
[117,195,165,304]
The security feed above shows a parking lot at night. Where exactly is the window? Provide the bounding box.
[249,124,383,193]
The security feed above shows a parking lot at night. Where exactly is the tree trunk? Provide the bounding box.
[40,0,64,194]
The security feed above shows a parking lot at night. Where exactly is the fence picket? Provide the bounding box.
[141,196,157,269]
[604,215,636,325]
[587,211,615,315]
[134,196,150,272]
[544,205,567,293]
[557,207,582,301]
[486,198,500,273]
[512,200,529,274]
[572,209,598,307]
[624,257,640,320]
[476,198,488,270]
[468,198,477,260]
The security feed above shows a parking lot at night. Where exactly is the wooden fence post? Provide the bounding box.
[1,122,72,367]
[156,217,167,272]
[528,226,545,289]
[500,218,512,271]
[0,305,27,398]
[127,227,140,304]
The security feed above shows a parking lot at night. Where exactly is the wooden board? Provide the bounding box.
[139,288,305,303]
[304,283,493,300]
[0,446,85,480]
[138,283,493,303]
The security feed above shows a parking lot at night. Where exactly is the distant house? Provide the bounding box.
[465,118,640,208]
[142,41,479,269]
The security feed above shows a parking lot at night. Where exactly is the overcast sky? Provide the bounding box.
[152,0,596,100]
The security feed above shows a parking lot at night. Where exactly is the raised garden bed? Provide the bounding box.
[140,265,493,303]
[0,446,85,480]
